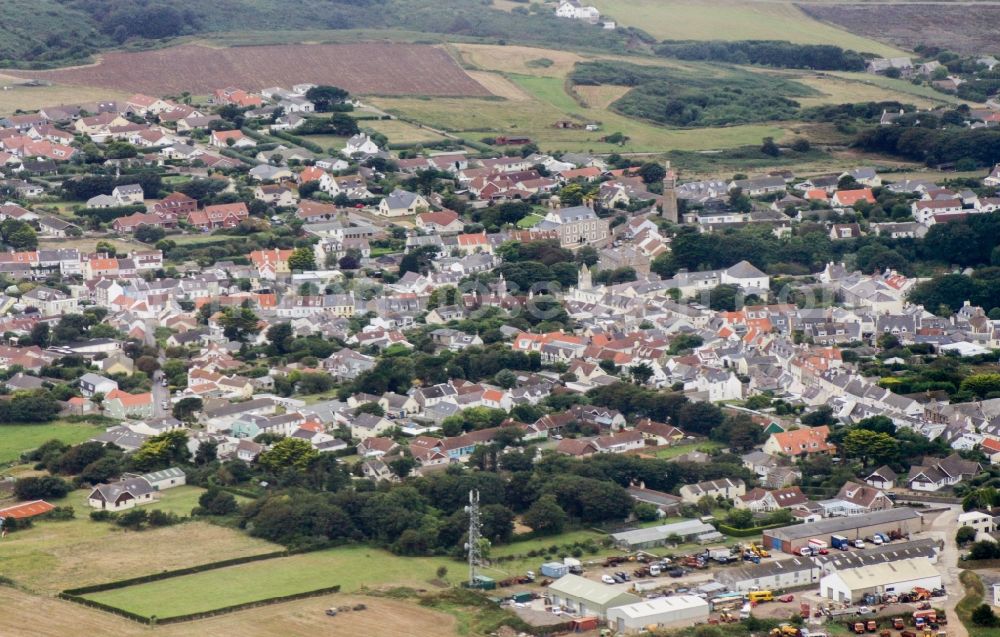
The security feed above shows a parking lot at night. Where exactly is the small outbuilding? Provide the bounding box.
[607,595,710,634]
[138,467,186,491]
[540,562,570,578]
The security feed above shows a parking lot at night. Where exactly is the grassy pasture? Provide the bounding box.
[591,0,903,57]
[0,489,278,594]
[0,422,105,465]
[363,118,449,144]
[0,586,459,637]
[80,546,464,618]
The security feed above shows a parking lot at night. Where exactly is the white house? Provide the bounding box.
[720,260,770,293]
[342,133,380,157]
[378,188,429,217]
[78,372,119,398]
[87,477,155,511]
[958,510,994,536]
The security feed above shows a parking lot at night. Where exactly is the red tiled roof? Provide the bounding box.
[0,500,55,519]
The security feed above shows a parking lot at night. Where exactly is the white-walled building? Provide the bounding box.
[607,596,710,634]
[819,557,941,603]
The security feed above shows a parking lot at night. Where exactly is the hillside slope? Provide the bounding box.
[0,0,636,69]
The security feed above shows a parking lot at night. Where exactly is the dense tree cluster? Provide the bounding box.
[572,61,811,127]
[655,40,866,71]
[855,125,1000,168]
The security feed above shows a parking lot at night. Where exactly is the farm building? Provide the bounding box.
[606,595,710,634]
[547,574,640,619]
[138,467,186,491]
[0,500,55,520]
[819,557,941,603]
[87,477,154,511]
[713,556,820,593]
[610,519,722,550]
[762,508,922,554]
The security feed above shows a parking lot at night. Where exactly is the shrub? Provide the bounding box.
[956,526,977,546]
[13,475,72,500]
[972,603,998,627]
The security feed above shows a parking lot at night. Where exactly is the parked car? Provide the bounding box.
[601,575,615,584]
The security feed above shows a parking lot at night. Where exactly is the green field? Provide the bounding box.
[373,77,787,153]
[0,422,105,465]
[0,488,278,594]
[297,134,349,151]
[827,71,972,106]
[591,0,903,57]
[491,529,606,558]
[81,546,464,618]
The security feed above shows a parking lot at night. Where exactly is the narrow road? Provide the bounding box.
[927,506,969,637]
[151,370,169,419]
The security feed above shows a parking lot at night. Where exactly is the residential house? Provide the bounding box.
[377,189,429,217]
[907,454,982,491]
[763,426,835,458]
[678,478,746,504]
[87,477,154,511]
[103,389,154,420]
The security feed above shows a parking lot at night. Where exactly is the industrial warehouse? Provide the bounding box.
[714,556,820,593]
[762,508,924,554]
[606,595,710,633]
[546,574,641,619]
[610,519,722,550]
[819,557,942,603]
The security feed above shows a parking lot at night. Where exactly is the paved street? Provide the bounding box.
[152,369,169,419]
[927,506,970,637]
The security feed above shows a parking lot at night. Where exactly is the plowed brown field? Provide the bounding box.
[3,43,490,97]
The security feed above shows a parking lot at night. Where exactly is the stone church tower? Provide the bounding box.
[578,263,592,290]
[661,161,678,223]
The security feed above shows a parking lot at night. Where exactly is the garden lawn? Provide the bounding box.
[80,546,463,619]
[143,485,253,517]
[653,440,725,459]
[0,422,105,464]
[516,213,544,229]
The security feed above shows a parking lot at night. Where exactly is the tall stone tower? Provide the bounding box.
[661,160,678,224]
[578,263,592,290]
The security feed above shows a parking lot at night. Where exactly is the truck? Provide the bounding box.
[709,547,734,563]
[831,535,850,551]
[808,538,829,553]
[563,557,583,574]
